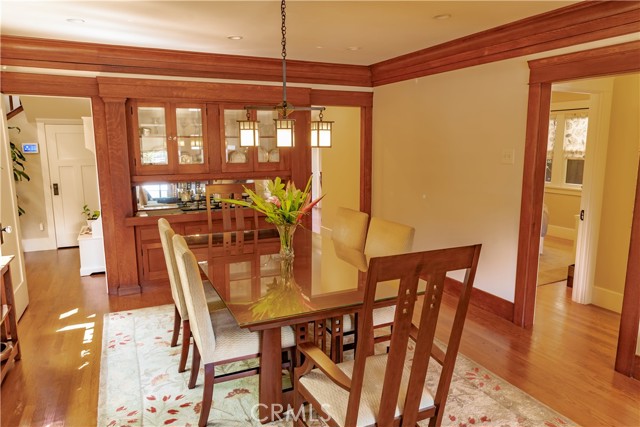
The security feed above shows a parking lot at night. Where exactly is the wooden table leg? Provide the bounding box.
[259,327,282,423]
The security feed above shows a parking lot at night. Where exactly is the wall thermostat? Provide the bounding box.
[22,143,39,154]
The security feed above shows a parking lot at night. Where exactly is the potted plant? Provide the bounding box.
[82,204,101,231]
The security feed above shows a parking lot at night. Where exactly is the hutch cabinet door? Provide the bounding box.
[175,103,209,174]
[131,101,209,176]
[132,102,173,175]
[220,106,253,173]
[254,109,289,172]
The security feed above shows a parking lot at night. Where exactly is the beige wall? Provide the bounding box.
[319,106,361,231]
[592,73,640,312]
[7,114,48,240]
[372,59,529,301]
[21,96,91,122]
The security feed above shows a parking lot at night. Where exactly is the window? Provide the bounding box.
[546,108,588,187]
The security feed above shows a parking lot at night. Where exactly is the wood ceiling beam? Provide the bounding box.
[0,35,372,88]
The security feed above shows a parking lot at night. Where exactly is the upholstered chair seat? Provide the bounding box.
[299,353,435,427]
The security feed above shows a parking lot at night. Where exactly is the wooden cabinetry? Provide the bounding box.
[135,213,268,285]
[1,256,20,384]
[220,106,288,173]
[129,101,209,176]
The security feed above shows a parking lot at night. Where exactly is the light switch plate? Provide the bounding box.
[501,149,515,165]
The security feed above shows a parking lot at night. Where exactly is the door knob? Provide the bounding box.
[580,210,585,221]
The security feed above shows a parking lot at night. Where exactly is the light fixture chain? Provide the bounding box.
[281,0,287,108]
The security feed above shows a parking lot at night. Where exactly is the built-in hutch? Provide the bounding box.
[112,79,317,288]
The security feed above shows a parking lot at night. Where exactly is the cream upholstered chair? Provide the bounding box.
[172,234,296,427]
[331,207,369,272]
[329,217,415,361]
[158,218,226,373]
[294,245,482,427]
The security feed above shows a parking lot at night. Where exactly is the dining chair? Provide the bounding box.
[172,233,296,427]
[328,217,415,362]
[158,218,226,373]
[294,244,482,427]
[331,207,369,272]
[205,183,257,233]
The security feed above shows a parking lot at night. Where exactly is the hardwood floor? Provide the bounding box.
[1,249,639,426]
[0,249,172,427]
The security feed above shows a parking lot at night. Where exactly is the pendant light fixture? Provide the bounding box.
[237,111,259,147]
[310,110,334,148]
[244,0,330,148]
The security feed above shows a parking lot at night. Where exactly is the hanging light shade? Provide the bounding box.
[243,0,332,148]
[310,111,333,148]
[238,111,259,147]
[275,118,295,147]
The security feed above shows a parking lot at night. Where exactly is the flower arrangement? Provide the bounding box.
[221,176,323,226]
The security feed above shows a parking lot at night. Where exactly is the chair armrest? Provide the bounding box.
[297,342,351,391]
[409,324,445,366]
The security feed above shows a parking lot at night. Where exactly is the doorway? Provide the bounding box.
[514,41,640,377]
[6,96,98,251]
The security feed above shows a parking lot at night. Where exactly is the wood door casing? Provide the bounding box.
[515,41,640,378]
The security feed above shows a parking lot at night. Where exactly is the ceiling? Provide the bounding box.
[0,1,578,66]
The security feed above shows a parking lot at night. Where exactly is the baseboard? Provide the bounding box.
[443,277,514,322]
[591,286,623,313]
[547,225,575,241]
[21,237,56,252]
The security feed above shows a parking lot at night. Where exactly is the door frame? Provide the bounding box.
[0,104,29,318]
[513,41,640,376]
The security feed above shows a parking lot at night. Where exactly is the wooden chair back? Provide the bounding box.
[205,183,257,232]
[348,244,481,426]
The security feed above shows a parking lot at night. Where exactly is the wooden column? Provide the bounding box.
[99,97,140,295]
[360,105,373,216]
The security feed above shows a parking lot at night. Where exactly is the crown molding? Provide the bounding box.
[370,1,640,86]
[0,35,372,88]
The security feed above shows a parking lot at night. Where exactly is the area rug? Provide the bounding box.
[98,304,577,427]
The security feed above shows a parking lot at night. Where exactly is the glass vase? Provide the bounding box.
[275,223,297,286]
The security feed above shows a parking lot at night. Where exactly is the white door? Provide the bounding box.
[0,104,29,318]
[45,124,99,248]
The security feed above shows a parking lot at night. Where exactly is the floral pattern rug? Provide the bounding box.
[98,304,577,427]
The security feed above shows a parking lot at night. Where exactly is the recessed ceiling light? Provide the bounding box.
[316,46,324,49]
[227,35,243,40]
[346,46,361,51]
[433,14,452,20]
[66,18,86,24]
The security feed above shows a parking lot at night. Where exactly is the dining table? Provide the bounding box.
[183,226,408,423]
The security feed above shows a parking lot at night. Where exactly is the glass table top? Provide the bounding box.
[184,227,406,330]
